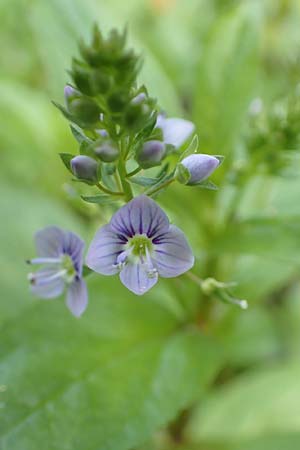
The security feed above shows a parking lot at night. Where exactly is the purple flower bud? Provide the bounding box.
[96,129,109,138]
[71,155,98,182]
[137,140,166,169]
[131,93,147,105]
[180,154,220,185]
[94,142,119,162]
[64,85,79,108]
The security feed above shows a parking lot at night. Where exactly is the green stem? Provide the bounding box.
[96,182,124,196]
[117,136,134,202]
[185,271,204,288]
[118,158,133,201]
[127,166,142,178]
[146,177,175,196]
[114,171,123,192]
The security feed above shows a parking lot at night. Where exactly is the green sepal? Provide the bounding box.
[174,163,191,185]
[72,178,97,186]
[96,164,102,182]
[195,179,219,190]
[135,113,158,144]
[180,134,199,161]
[214,155,225,166]
[52,101,87,128]
[59,153,75,174]
[82,265,93,278]
[70,124,92,144]
[149,127,164,141]
[145,171,175,195]
[129,176,161,187]
[79,141,94,157]
[81,194,117,204]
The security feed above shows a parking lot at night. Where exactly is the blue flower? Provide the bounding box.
[86,196,194,295]
[156,114,195,148]
[27,226,88,317]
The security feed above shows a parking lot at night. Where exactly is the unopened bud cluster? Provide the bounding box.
[54,26,223,200]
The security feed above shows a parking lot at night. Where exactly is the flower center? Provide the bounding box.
[126,234,153,258]
[61,254,77,283]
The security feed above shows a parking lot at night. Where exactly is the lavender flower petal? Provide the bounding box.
[66,278,88,317]
[86,225,125,275]
[157,116,195,148]
[119,262,158,295]
[30,269,65,299]
[62,231,85,275]
[152,225,194,277]
[110,195,169,238]
[35,226,64,257]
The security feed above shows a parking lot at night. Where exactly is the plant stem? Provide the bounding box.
[146,177,175,196]
[118,138,134,202]
[96,182,124,196]
[114,171,123,192]
[185,271,204,288]
[126,166,142,178]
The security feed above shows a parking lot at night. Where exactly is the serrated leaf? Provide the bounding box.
[59,152,75,174]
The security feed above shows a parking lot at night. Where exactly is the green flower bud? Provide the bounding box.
[107,91,128,113]
[91,70,111,94]
[68,97,101,126]
[94,141,119,162]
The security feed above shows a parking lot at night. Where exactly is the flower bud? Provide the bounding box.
[131,93,146,105]
[179,154,220,185]
[71,155,98,182]
[64,85,80,108]
[68,97,101,126]
[137,140,166,169]
[91,70,111,94]
[94,141,119,162]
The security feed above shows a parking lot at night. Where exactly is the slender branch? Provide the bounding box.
[185,271,204,288]
[114,171,123,192]
[146,177,175,196]
[126,166,142,178]
[118,139,134,202]
[95,182,124,196]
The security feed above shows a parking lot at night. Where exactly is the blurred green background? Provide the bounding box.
[1,0,300,449]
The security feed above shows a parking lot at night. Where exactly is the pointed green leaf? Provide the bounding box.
[59,152,75,174]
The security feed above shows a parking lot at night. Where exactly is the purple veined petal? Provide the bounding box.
[35,226,65,257]
[62,231,85,275]
[110,195,169,239]
[158,117,195,148]
[86,224,125,275]
[66,278,88,317]
[119,262,158,295]
[152,224,194,278]
[30,268,65,299]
